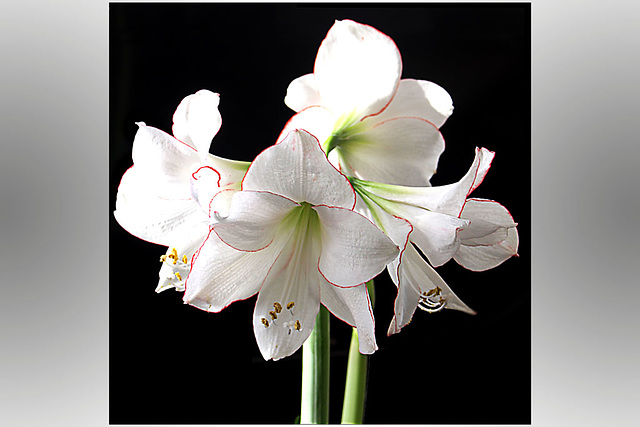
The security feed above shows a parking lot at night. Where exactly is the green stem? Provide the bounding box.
[341,280,375,424]
[301,305,331,424]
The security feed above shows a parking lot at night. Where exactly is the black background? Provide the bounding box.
[110,3,530,424]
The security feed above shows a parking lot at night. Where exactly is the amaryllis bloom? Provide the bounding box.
[349,147,519,333]
[280,19,453,186]
[184,129,399,361]
[114,90,250,292]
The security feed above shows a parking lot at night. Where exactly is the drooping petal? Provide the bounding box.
[243,129,355,209]
[454,199,519,271]
[337,117,445,186]
[183,229,275,312]
[454,227,519,271]
[373,79,454,128]
[314,20,401,118]
[284,73,322,112]
[277,106,336,149]
[352,147,495,217]
[314,205,399,287]
[319,280,377,354]
[172,90,222,161]
[388,244,475,335]
[252,224,323,361]
[213,191,298,252]
[114,167,209,247]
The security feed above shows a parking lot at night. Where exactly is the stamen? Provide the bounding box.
[287,301,295,315]
[159,254,167,262]
[182,255,188,264]
[269,311,278,321]
[174,272,182,281]
[261,318,270,328]
[294,320,302,331]
[273,302,282,314]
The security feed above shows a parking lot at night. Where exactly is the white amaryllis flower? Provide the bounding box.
[350,147,519,334]
[183,129,399,361]
[280,19,453,186]
[114,90,250,292]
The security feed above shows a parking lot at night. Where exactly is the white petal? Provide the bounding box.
[284,73,322,112]
[338,117,445,186]
[243,129,355,209]
[183,230,275,312]
[213,191,298,252]
[388,202,468,267]
[130,123,200,199]
[252,227,323,361]
[354,147,495,217]
[458,198,518,246]
[388,244,475,335]
[114,167,209,246]
[314,20,401,118]
[320,281,377,354]
[374,79,454,128]
[172,90,222,161]
[455,227,519,271]
[314,205,399,287]
[277,106,336,149]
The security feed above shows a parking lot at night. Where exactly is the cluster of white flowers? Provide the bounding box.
[114,20,518,361]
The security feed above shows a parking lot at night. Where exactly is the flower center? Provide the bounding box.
[418,286,447,313]
[157,247,190,292]
[322,111,368,155]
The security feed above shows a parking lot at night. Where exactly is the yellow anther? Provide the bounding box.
[294,320,302,331]
[273,302,282,314]
[174,272,182,281]
[159,254,167,262]
[261,318,270,328]
[182,255,188,264]
[286,301,295,310]
[269,311,278,321]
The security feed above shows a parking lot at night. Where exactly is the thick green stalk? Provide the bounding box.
[301,305,331,424]
[341,280,375,424]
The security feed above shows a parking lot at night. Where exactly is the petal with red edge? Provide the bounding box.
[455,227,519,271]
[385,201,468,267]
[314,20,401,118]
[243,129,355,209]
[183,230,276,312]
[320,280,377,354]
[314,205,399,288]
[252,230,323,361]
[354,147,494,217]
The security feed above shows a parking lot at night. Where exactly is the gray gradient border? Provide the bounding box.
[1,0,638,426]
